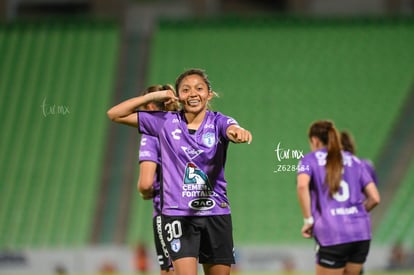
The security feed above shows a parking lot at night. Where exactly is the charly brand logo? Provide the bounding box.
[171,129,182,140]
[40,98,70,117]
[273,142,307,173]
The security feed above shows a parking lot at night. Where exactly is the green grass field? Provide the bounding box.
[233,273,406,275]
[227,273,407,275]
[127,273,411,275]
[65,272,411,275]
[19,272,412,275]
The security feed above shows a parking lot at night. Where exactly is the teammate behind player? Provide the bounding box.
[340,130,378,185]
[137,84,179,275]
[296,120,380,275]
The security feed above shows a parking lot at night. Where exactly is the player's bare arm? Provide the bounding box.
[363,182,380,212]
[107,90,178,127]
[297,173,313,238]
[137,161,158,200]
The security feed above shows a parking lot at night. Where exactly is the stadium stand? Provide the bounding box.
[1,16,413,252]
[126,17,414,246]
[370,84,414,237]
[375,157,414,248]
[0,20,119,248]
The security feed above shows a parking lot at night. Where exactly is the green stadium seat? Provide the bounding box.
[0,20,120,248]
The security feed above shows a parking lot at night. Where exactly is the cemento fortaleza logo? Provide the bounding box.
[188,198,215,210]
[183,162,213,190]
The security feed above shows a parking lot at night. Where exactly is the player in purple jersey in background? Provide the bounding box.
[340,131,378,185]
[340,130,378,275]
[296,120,380,275]
[137,84,179,275]
[107,68,252,275]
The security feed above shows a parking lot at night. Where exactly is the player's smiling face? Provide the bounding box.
[178,74,213,114]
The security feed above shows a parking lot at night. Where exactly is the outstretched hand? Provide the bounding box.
[227,125,252,144]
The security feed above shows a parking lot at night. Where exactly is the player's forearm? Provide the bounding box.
[297,188,312,218]
[297,174,312,218]
[107,95,150,122]
[364,182,380,212]
[364,196,380,212]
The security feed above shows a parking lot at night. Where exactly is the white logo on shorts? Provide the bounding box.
[320,258,336,266]
[171,239,181,252]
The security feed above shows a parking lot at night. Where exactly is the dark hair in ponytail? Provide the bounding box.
[309,120,343,196]
[340,130,356,154]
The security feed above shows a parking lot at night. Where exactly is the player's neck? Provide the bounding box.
[184,110,207,130]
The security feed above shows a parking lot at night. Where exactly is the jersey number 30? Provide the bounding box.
[164,220,183,242]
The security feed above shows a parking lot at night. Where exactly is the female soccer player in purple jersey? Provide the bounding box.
[340,130,379,275]
[136,84,179,275]
[107,68,252,275]
[296,120,380,275]
[340,130,378,185]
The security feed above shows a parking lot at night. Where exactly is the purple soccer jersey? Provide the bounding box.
[138,134,162,217]
[361,159,378,185]
[138,110,238,216]
[298,149,374,246]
